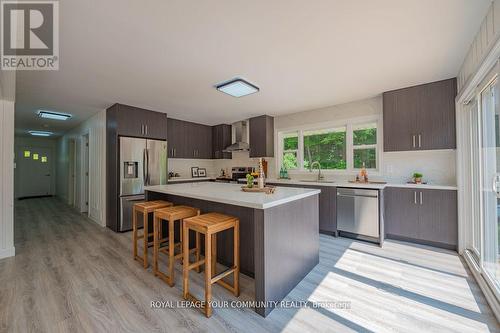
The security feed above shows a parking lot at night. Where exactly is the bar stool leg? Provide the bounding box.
[143,211,148,269]
[204,233,212,318]
[182,223,190,299]
[153,215,159,275]
[234,220,240,297]
[133,207,138,259]
[195,231,201,273]
[168,218,175,287]
[179,220,184,264]
[211,234,217,277]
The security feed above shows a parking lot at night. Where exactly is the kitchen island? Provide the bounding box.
[145,182,320,317]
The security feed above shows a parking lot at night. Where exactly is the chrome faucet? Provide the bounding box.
[309,161,324,181]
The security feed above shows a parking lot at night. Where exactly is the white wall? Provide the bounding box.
[14,136,58,198]
[274,96,457,185]
[458,0,500,95]
[56,110,106,226]
[0,71,16,259]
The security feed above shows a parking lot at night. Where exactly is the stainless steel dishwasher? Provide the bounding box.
[337,188,380,242]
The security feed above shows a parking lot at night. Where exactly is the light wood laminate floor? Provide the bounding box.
[0,197,498,332]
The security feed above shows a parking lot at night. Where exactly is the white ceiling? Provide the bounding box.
[15,0,491,136]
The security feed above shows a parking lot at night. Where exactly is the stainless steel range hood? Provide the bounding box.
[223,120,250,152]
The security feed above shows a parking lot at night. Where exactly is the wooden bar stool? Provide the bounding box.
[182,212,240,317]
[153,205,200,286]
[133,200,173,268]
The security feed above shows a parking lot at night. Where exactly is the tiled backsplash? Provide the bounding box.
[167,152,276,179]
[168,150,455,185]
[382,150,456,185]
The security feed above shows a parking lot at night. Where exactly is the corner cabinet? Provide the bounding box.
[108,103,167,140]
[383,78,457,152]
[249,115,274,158]
[384,187,457,249]
[212,124,232,159]
[167,118,212,159]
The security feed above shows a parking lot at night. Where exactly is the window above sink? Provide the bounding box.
[277,116,381,174]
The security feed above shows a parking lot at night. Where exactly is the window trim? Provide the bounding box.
[276,115,382,175]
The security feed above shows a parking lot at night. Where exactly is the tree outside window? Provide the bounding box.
[278,120,379,172]
[282,132,298,169]
[353,123,377,169]
[303,127,346,170]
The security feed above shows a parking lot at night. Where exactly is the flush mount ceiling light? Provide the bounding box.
[216,78,259,97]
[37,110,72,121]
[29,130,53,137]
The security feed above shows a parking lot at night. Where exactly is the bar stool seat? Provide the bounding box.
[153,205,200,286]
[133,200,173,268]
[182,212,240,317]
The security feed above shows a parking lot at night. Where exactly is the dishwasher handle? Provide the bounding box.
[337,193,378,199]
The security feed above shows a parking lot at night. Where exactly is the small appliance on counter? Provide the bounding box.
[215,166,254,183]
[168,172,180,179]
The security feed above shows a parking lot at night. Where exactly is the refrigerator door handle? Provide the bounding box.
[142,148,147,186]
[146,148,150,185]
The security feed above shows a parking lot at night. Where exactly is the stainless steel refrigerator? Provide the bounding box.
[119,137,167,232]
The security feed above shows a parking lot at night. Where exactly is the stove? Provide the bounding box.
[215,167,254,183]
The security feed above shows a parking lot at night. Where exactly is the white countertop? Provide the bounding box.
[261,178,457,191]
[145,182,321,209]
[167,177,213,183]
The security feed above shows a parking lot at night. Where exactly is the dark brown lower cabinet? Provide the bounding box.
[384,187,457,249]
[266,182,336,234]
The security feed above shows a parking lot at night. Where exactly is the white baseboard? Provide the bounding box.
[0,246,15,259]
[463,251,500,322]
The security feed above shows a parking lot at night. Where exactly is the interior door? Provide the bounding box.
[18,147,52,198]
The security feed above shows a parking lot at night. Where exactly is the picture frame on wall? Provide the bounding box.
[198,168,207,177]
[191,167,199,178]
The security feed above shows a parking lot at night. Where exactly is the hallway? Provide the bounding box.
[0,198,498,332]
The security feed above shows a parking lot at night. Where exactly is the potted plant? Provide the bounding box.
[246,174,254,188]
[413,172,423,184]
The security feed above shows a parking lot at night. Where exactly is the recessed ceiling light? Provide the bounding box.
[29,130,53,137]
[37,110,72,121]
[216,78,259,97]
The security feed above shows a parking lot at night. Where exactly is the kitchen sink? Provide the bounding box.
[299,180,335,183]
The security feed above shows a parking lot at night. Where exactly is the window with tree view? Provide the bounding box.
[278,119,379,173]
[303,127,347,170]
[353,123,377,169]
[282,132,298,169]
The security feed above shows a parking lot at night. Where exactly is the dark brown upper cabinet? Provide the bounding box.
[383,78,457,152]
[167,118,212,159]
[107,103,167,140]
[249,115,274,158]
[212,124,232,159]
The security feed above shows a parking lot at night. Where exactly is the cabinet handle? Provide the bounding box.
[418,134,421,148]
[174,148,176,157]
[420,191,423,205]
[414,191,417,204]
[145,125,148,136]
[412,135,416,148]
